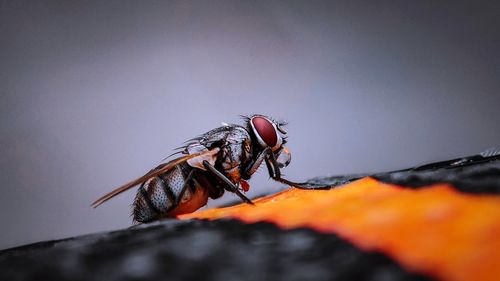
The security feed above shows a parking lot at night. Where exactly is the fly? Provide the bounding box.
[91,115,326,223]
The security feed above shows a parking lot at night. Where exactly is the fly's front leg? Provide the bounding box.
[267,153,331,190]
[242,147,271,179]
[265,157,275,178]
[202,160,254,205]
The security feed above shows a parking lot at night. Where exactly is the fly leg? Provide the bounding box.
[242,147,271,179]
[202,160,254,205]
[267,153,332,190]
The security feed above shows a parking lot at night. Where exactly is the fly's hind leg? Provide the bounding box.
[202,160,254,205]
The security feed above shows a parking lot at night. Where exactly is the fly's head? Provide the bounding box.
[246,115,291,168]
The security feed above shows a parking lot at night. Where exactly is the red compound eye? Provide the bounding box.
[251,116,277,147]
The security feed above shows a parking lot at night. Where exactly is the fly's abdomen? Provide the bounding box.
[133,177,169,222]
[132,165,181,222]
[133,164,207,223]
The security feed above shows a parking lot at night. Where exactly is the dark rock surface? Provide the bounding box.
[374,159,500,194]
[374,151,500,194]
[2,150,498,281]
[314,149,500,194]
[0,219,430,281]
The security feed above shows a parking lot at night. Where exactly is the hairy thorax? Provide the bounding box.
[218,127,252,184]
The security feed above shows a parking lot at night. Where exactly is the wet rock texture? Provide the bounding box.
[0,220,430,281]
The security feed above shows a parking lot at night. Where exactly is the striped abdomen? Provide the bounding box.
[133,163,209,222]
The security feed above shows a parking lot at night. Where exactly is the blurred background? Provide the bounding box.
[1,0,499,250]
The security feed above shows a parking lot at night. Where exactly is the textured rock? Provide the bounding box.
[374,157,500,194]
[1,150,499,281]
[180,151,500,281]
[0,220,429,281]
[183,178,500,281]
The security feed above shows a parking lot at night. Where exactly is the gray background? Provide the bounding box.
[1,0,499,250]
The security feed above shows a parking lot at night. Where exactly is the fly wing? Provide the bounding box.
[91,147,220,208]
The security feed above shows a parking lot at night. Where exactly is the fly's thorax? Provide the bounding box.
[219,127,253,184]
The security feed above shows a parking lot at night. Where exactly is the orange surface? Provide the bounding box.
[180,177,500,281]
